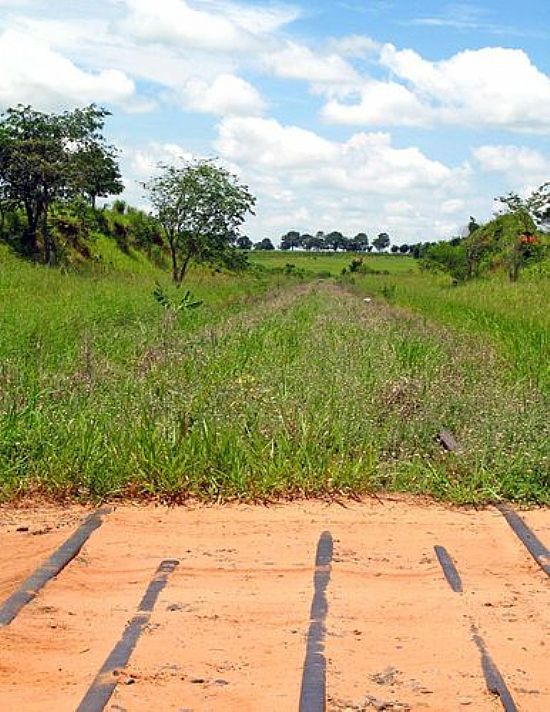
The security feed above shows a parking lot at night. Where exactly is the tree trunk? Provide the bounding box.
[169,234,179,283]
[42,203,56,266]
[177,253,192,285]
[22,203,40,257]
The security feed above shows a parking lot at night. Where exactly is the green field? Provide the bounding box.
[251,250,418,276]
[0,246,548,504]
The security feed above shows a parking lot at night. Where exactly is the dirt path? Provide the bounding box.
[0,499,548,711]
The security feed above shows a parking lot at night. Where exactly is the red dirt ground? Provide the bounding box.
[0,497,548,711]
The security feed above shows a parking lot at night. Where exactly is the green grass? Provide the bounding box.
[344,269,549,393]
[0,245,547,504]
[250,250,418,276]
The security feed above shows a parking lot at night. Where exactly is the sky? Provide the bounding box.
[0,0,548,244]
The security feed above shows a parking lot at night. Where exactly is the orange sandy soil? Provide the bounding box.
[0,497,548,711]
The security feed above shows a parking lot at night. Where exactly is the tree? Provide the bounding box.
[352,232,369,252]
[254,238,275,250]
[71,144,123,208]
[236,235,253,250]
[280,230,301,250]
[303,234,325,251]
[325,230,346,251]
[496,183,549,230]
[145,160,255,283]
[390,245,399,253]
[372,232,390,252]
[399,244,409,254]
[0,103,121,263]
[467,216,480,235]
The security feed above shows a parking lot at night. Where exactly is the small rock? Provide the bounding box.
[16,526,29,532]
[458,699,473,706]
[190,677,205,684]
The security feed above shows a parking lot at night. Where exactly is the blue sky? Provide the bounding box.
[0,0,548,243]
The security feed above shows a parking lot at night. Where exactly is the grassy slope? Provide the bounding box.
[1,243,548,504]
[345,269,549,392]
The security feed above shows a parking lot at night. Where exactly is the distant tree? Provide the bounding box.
[144,160,255,283]
[390,245,399,253]
[467,216,480,235]
[254,238,275,250]
[236,235,253,250]
[280,230,301,250]
[399,243,409,254]
[301,233,314,251]
[305,234,325,251]
[372,232,390,252]
[352,232,369,252]
[325,230,346,251]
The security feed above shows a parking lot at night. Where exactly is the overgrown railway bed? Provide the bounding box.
[0,499,548,711]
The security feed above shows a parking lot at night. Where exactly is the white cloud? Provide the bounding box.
[322,80,428,125]
[473,144,549,193]
[216,117,338,168]
[0,30,135,110]
[324,45,550,133]
[179,74,265,116]
[265,41,359,84]
[328,34,381,58]
[214,116,470,242]
[121,0,297,53]
[440,198,465,215]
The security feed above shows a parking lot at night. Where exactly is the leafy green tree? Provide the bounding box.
[0,103,121,263]
[325,231,346,251]
[302,234,325,251]
[254,238,275,250]
[280,230,301,250]
[71,144,123,208]
[399,244,409,254]
[372,232,390,252]
[352,232,369,252]
[236,235,253,250]
[145,160,255,283]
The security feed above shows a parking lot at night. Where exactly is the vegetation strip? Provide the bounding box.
[496,503,550,577]
[471,625,519,712]
[433,545,463,592]
[76,559,179,712]
[0,507,110,626]
[299,531,333,712]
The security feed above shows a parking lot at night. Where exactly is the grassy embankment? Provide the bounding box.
[0,246,548,503]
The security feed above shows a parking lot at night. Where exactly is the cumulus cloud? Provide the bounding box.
[323,45,550,133]
[0,30,135,110]
[473,144,549,192]
[179,74,265,116]
[213,116,470,242]
[216,116,338,168]
[264,41,358,84]
[121,0,297,53]
[322,80,428,125]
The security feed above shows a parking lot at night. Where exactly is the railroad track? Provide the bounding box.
[0,501,548,711]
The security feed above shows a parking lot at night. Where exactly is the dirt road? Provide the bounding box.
[0,498,548,711]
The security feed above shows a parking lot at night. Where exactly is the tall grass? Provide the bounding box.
[1,255,547,504]
[345,270,549,393]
